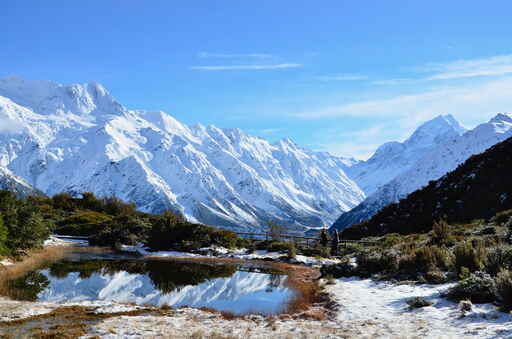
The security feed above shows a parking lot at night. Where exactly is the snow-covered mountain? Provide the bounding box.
[332,113,512,231]
[0,76,364,232]
[345,115,466,196]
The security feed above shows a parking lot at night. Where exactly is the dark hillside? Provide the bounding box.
[343,136,512,239]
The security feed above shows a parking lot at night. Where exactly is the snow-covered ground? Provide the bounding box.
[122,244,340,267]
[1,277,510,338]
[43,235,89,247]
[326,277,512,338]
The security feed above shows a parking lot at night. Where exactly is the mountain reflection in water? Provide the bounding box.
[5,258,294,315]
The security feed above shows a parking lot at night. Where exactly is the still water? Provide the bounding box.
[5,253,294,315]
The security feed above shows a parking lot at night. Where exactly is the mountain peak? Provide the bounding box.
[490,112,512,124]
[0,76,123,116]
[405,114,466,147]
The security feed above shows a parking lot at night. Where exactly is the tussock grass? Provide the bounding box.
[0,305,159,338]
[0,246,69,297]
[0,246,108,299]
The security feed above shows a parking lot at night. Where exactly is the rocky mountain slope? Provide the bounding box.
[0,76,364,232]
[332,113,512,232]
[342,134,512,239]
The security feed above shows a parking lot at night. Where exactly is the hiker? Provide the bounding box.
[331,229,339,256]
[320,228,329,247]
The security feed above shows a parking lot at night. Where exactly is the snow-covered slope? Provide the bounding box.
[0,76,364,232]
[332,113,512,231]
[345,115,466,196]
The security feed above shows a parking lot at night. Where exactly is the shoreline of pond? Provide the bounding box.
[0,244,335,321]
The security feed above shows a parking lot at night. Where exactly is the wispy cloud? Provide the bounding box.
[293,77,512,123]
[299,77,512,159]
[312,123,402,160]
[198,52,274,59]
[258,128,283,135]
[317,74,367,81]
[372,78,416,86]
[191,64,302,71]
[423,54,512,80]
[316,141,382,160]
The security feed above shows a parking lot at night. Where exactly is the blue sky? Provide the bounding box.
[3,1,512,159]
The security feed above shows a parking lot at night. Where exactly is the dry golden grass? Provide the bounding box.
[0,246,70,298]
[0,246,109,299]
[0,305,161,338]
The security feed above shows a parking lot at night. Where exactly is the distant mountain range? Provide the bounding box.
[342,134,512,239]
[1,76,511,233]
[0,76,363,232]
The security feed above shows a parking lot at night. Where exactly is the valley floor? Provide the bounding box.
[1,242,511,338]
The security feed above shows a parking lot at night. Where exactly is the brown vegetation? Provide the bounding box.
[0,246,109,299]
[0,305,163,338]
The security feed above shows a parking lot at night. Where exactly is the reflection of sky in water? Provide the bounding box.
[36,262,294,315]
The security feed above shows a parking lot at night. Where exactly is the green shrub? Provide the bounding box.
[496,269,512,311]
[424,269,448,284]
[0,216,8,256]
[491,209,512,225]
[485,246,512,276]
[432,219,451,244]
[454,242,487,274]
[320,261,356,278]
[414,246,453,272]
[255,240,291,253]
[55,210,112,236]
[381,233,404,248]
[356,249,399,276]
[145,212,241,251]
[90,214,151,247]
[287,243,297,259]
[459,267,471,280]
[301,245,331,258]
[446,271,497,303]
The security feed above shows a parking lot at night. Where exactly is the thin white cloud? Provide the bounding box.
[423,54,512,80]
[317,74,368,81]
[301,77,512,159]
[258,128,283,135]
[191,64,302,71]
[316,141,382,161]
[198,52,274,59]
[312,123,403,160]
[372,78,416,86]
[293,77,512,123]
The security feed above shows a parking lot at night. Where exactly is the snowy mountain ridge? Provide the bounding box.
[345,114,467,196]
[0,76,364,232]
[332,112,512,231]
